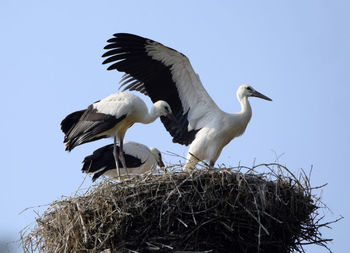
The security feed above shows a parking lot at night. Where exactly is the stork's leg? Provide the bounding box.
[209,161,215,170]
[183,152,199,172]
[119,139,129,177]
[113,136,121,179]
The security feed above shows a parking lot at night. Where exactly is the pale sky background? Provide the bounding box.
[1,1,349,252]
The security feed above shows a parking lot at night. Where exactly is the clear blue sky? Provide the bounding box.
[1,1,349,252]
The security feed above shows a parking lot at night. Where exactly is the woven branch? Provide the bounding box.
[21,164,336,253]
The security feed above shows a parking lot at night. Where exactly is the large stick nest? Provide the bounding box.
[22,164,334,253]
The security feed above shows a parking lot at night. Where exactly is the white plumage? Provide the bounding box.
[82,141,164,181]
[102,33,272,170]
[61,91,173,176]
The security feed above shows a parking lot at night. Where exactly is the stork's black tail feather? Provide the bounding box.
[65,134,106,152]
[61,110,86,137]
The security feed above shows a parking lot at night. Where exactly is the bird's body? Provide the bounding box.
[82,141,164,181]
[61,91,173,176]
[185,90,254,168]
[102,33,271,170]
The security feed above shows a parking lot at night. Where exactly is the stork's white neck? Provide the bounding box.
[139,105,161,124]
[238,96,252,123]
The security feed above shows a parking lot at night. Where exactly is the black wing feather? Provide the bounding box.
[63,105,126,151]
[60,110,85,135]
[102,33,198,145]
[82,144,144,182]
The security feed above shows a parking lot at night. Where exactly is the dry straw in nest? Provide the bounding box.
[21,163,336,253]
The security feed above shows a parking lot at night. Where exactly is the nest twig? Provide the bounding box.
[21,163,338,253]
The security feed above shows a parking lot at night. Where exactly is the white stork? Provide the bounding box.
[82,141,164,181]
[102,33,272,171]
[61,91,173,176]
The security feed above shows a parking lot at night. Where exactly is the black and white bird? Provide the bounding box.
[61,91,173,176]
[82,141,164,181]
[102,33,272,171]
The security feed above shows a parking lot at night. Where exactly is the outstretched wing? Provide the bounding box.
[102,33,220,145]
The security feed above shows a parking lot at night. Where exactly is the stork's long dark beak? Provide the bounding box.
[252,90,272,101]
[166,113,176,120]
[158,159,165,168]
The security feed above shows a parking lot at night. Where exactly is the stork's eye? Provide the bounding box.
[247,87,252,91]
[165,106,170,112]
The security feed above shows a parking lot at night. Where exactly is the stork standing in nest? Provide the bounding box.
[102,33,272,171]
[61,92,173,176]
[82,141,164,181]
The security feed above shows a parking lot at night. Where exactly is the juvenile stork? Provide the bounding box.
[61,92,173,176]
[102,33,272,171]
[82,141,164,181]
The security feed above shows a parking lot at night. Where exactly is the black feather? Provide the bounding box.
[63,105,127,151]
[102,33,199,145]
[82,144,144,182]
[60,110,85,135]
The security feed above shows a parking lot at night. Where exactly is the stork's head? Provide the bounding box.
[149,147,165,167]
[153,100,175,120]
[237,85,272,101]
